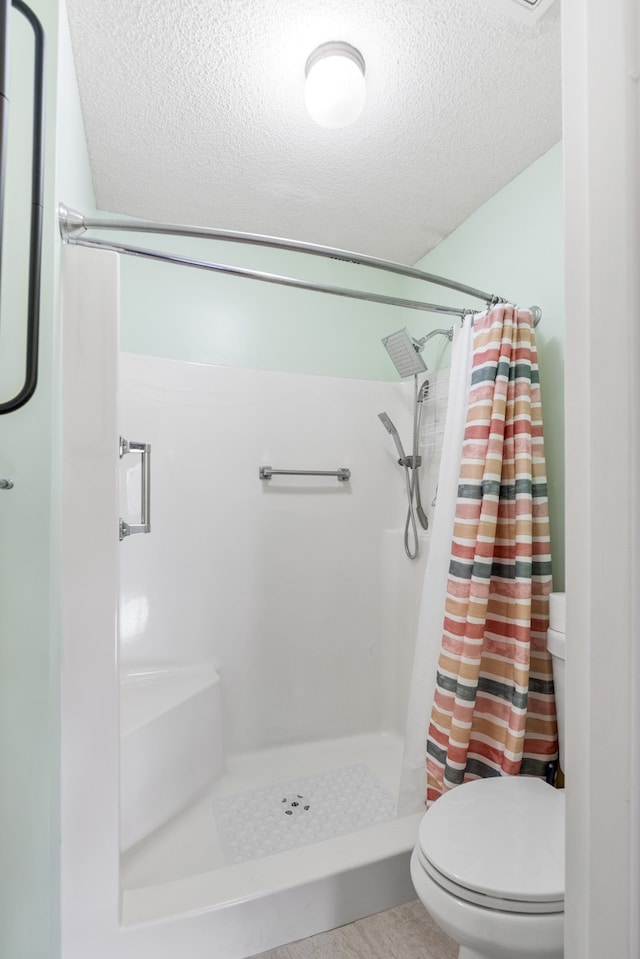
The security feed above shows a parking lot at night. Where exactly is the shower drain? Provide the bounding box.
[213,764,396,864]
[281,793,311,815]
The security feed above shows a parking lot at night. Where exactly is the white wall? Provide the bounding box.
[119,355,431,752]
[60,245,120,959]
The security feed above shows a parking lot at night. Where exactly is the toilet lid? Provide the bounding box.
[418,777,564,907]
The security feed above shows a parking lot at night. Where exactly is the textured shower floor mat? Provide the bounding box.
[213,764,397,864]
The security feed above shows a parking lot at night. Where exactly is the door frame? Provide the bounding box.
[563,0,640,954]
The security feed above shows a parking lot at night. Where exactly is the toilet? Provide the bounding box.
[410,593,566,959]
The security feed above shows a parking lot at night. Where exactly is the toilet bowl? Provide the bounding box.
[411,594,566,959]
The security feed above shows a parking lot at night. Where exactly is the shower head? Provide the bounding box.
[417,379,430,403]
[381,328,427,378]
[378,412,407,460]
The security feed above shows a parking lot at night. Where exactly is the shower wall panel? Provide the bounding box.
[119,355,424,754]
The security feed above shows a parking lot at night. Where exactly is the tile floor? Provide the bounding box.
[252,899,458,959]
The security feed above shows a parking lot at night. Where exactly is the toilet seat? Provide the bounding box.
[415,845,563,914]
[417,777,564,914]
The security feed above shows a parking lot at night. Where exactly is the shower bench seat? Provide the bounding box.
[120,663,223,851]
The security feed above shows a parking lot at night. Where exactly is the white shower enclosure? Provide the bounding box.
[60,244,450,959]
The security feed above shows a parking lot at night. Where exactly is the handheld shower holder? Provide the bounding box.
[398,454,422,469]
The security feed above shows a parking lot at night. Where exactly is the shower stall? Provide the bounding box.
[59,217,510,959]
[116,351,430,903]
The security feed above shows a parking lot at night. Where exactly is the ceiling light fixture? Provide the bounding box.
[304,41,366,130]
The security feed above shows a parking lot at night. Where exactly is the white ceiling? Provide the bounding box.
[65,0,561,265]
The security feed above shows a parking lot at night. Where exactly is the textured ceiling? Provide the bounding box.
[65,0,561,265]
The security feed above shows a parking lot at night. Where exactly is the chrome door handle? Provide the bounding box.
[0,478,13,489]
[119,436,151,540]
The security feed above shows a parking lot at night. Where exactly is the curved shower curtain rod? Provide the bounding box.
[58,204,542,324]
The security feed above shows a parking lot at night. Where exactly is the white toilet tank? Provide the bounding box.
[547,592,566,772]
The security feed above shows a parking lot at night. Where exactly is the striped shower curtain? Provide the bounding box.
[425,305,557,804]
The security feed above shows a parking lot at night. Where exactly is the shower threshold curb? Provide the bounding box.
[119,814,422,959]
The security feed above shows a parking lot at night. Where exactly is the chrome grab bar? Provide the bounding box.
[259,466,351,482]
[119,436,151,540]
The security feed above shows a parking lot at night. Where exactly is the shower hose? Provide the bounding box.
[403,376,429,560]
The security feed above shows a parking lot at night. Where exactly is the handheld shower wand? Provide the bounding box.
[413,382,430,531]
[377,412,407,462]
[378,403,428,560]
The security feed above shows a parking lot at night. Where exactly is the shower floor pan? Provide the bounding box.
[121,731,421,956]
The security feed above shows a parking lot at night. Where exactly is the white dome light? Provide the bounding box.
[304,42,366,130]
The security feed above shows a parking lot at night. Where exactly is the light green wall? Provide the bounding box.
[120,236,411,379]
[404,143,565,588]
[0,2,96,957]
